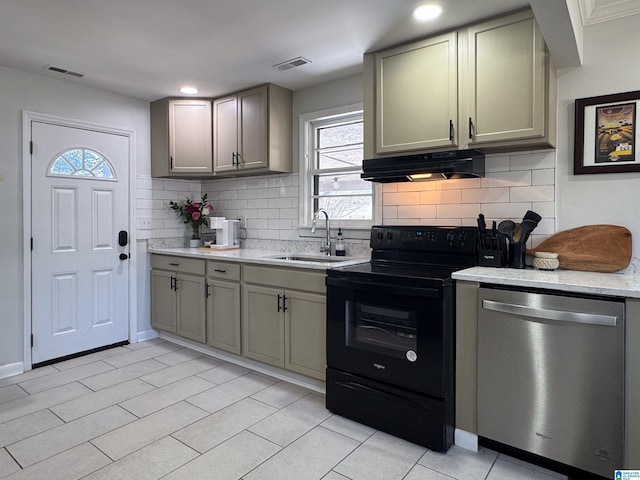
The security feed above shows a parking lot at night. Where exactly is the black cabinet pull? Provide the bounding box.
[170,276,176,291]
[169,262,180,266]
[236,152,241,166]
[170,155,174,170]
[214,268,227,273]
[232,152,236,166]
[283,295,288,312]
[468,117,474,139]
[277,294,282,312]
[449,119,454,141]
[205,283,211,298]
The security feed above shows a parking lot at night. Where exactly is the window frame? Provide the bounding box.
[298,104,380,240]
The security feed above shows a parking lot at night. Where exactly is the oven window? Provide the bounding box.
[346,300,417,358]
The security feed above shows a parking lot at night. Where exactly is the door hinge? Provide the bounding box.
[31,334,34,347]
[30,140,33,155]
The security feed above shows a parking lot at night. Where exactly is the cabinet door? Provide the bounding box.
[169,99,213,174]
[151,270,177,333]
[213,95,239,172]
[285,290,326,380]
[207,279,241,354]
[375,32,457,153]
[466,11,546,145]
[238,86,268,170]
[242,284,284,367]
[175,273,207,343]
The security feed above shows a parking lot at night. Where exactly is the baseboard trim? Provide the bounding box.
[455,428,478,452]
[0,362,24,381]
[135,329,159,343]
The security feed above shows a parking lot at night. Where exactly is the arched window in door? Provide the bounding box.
[48,148,116,180]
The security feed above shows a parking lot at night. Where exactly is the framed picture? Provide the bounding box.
[574,90,640,174]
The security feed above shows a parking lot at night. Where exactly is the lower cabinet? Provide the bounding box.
[150,255,206,343]
[242,265,327,381]
[206,260,241,354]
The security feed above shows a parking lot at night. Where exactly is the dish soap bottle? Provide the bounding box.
[335,228,346,256]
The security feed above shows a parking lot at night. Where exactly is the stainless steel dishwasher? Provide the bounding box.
[477,287,624,478]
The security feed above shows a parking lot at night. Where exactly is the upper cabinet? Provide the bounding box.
[151,98,213,177]
[464,10,555,148]
[364,9,556,157]
[213,83,293,176]
[374,32,458,153]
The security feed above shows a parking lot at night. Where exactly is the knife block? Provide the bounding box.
[478,248,507,267]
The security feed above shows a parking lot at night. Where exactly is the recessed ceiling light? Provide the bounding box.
[180,86,199,95]
[412,3,443,21]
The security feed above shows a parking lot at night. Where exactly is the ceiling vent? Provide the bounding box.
[272,56,311,71]
[44,65,85,78]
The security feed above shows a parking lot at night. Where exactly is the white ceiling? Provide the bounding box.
[0,0,636,101]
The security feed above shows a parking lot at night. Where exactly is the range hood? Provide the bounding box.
[361,149,485,183]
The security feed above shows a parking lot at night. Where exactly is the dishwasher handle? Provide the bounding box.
[482,299,618,327]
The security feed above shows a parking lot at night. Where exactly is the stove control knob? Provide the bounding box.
[377,231,384,240]
[386,232,393,240]
[446,232,455,243]
[459,232,467,245]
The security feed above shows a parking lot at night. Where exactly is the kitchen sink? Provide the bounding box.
[265,254,352,263]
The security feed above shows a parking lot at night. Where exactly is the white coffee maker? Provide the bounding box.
[208,217,240,249]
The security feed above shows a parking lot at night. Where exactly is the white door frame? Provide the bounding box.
[22,111,138,370]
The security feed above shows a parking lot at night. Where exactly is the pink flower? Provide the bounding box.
[192,212,201,221]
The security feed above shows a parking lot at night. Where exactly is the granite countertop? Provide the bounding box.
[148,247,369,271]
[453,266,640,299]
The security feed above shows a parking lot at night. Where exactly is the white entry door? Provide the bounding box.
[31,121,130,364]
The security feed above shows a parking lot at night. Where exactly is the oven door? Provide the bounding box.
[326,275,453,397]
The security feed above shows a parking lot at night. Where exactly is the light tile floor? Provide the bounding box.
[0,339,568,480]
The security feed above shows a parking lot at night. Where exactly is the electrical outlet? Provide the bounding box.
[138,216,153,230]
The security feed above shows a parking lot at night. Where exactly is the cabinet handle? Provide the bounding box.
[170,155,174,170]
[170,276,176,291]
[236,152,242,166]
[173,277,179,291]
[169,262,180,266]
[283,295,288,312]
[214,268,227,273]
[468,117,474,139]
[449,119,454,141]
[232,152,236,166]
[205,283,211,298]
[277,294,282,312]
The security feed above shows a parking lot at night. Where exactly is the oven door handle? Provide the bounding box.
[336,381,429,410]
[327,277,440,298]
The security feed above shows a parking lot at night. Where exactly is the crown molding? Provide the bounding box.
[579,0,640,25]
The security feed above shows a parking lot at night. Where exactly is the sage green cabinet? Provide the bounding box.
[374,31,458,153]
[364,9,555,157]
[206,260,241,354]
[464,10,555,148]
[213,83,293,176]
[242,264,326,380]
[151,98,213,177]
[150,255,206,343]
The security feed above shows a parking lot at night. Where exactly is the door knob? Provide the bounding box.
[119,253,129,261]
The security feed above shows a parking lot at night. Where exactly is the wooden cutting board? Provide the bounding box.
[528,224,632,273]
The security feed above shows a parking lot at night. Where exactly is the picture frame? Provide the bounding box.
[574,90,640,174]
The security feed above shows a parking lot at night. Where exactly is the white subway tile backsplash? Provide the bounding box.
[397,205,437,219]
[419,189,461,205]
[481,170,531,188]
[383,192,421,205]
[484,155,510,172]
[436,203,482,219]
[140,151,556,246]
[510,185,554,203]
[461,187,509,204]
[532,168,555,185]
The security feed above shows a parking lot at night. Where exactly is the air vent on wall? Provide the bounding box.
[272,56,312,71]
[44,65,85,78]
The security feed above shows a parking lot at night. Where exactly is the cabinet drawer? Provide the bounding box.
[243,264,326,294]
[151,254,205,275]
[207,260,241,281]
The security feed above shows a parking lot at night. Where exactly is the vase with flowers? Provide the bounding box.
[169,194,214,247]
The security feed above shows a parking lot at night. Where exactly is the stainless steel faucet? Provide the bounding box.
[311,208,331,255]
